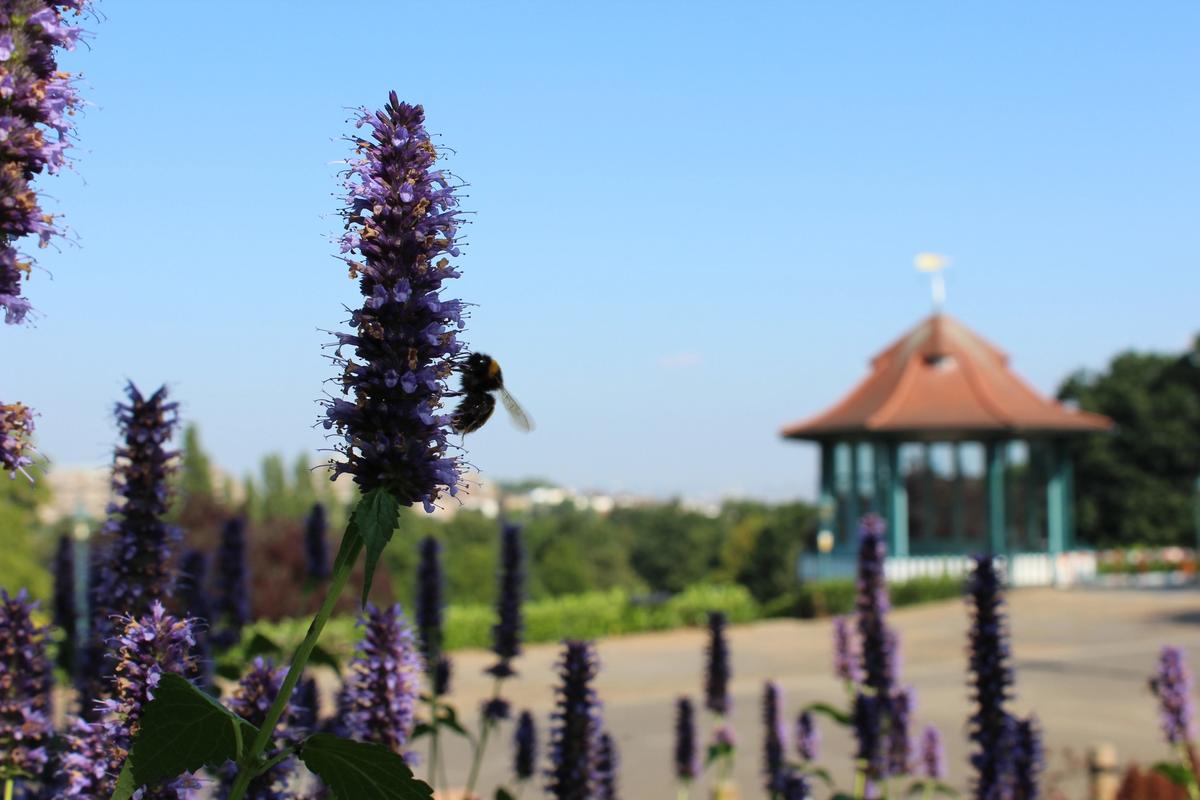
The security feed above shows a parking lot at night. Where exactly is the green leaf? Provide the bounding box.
[801,765,834,787]
[437,704,471,739]
[352,489,401,607]
[803,701,852,727]
[410,722,433,740]
[110,674,259,800]
[299,733,434,800]
[705,740,733,766]
[1152,761,1195,788]
[495,789,517,800]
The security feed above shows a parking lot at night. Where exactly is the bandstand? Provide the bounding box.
[780,312,1112,586]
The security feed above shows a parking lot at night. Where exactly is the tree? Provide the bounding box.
[1059,336,1200,546]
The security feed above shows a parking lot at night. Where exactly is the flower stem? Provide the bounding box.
[464,676,504,796]
[853,766,866,800]
[226,528,363,800]
[4,779,13,800]
[427,692,440,789]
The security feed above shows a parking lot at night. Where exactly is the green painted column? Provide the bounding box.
[847,442,861,535]
[951,442,966,549]
[819,440,836,539]
[887,441,909,557]
[1045,441,1065,558]
[1024,441,1041,551]
[985,441,1007,555]
[873,441,889,518]
[1063,453,1076,551]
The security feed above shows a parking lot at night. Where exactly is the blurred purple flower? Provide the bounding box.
[782,771,812,800]
[0,402,37,478]
[220,657,297,800]
[594,730,619,800]
[337,603,422,756]
[177,548,213,689]
[53,533,78,674]
[304,502,330,582]
[546,640,600,800]
[853,692,886,788]
[967,555,1016,800]
[674,697,699,782]
[416,536,446,687]
[1151,646,1195,746]
[704,611,731,715]
[488,521,524,678]
[795,709,819,762]
[514,709,537,782]
[293,674,320,734]
[833,614,860,685]
[213,516,250,648]
[919,724,946,780]
[855,514,894,697]
[762,680,788,794]
[0,590,52,784]
[0,0,90,324]
[483,697,512,723]
[1013,714,1043,800]
[321,94,466,510]
[886,686,915,776]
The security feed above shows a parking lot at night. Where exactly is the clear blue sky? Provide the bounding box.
[10,1,1199,502]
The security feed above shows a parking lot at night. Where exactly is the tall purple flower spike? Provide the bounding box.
[594,730,619,800]
[762,680,788,794]
[1151,646,1195,746]
[795,710,819,762]
[967,555,1016,800]
[416,535,446,687]
[0,402,37,478]
[1013,714,1044,800]
[919,724,946,779]
[833,614,860,685]
[322,93,467,511]
[855,514,894,697]
[546,640,601,800]
[674,697,699,782]
[488,521,525,678]
[0,590,52,785]
[0,0,91,324]
[337,603,423,756]
[704,611,731,715]
[514,709,537,781]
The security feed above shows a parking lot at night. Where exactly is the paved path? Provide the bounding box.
[414,587,1200,799]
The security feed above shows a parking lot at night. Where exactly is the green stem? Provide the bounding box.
[464,676,505,796]
[921,779,935,800]
[853,765,866,800]
[1181,743,1200,800]
[676,782,690,800]
[4,779,13,800]
[227,532,363,800]
[427,693,440,789]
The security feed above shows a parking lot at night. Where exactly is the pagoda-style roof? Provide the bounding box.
[781,314,1112,441]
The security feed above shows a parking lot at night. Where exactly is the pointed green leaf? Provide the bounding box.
[437,704,471,739]
[353,489,401,607]
[110,673,259,799]
[802,701,852,727]
[495,789,517,800]
[299,733,434,800]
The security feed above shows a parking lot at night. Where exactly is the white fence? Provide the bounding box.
[800,550,1099,588]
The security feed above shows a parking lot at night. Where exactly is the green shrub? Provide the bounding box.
[665,583,758,625]
[890,575,963,607]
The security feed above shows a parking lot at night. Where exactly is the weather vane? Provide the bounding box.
[914,252,951,311]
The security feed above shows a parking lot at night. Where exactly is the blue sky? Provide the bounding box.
[9,1,1199,501]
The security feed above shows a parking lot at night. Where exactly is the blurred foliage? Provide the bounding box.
[1059,335,1200,546]
[763,575,964,619]
[0,474,52,598]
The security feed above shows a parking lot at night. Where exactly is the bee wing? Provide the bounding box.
[498,387,535,432]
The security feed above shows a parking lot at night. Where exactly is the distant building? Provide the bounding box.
[780,312,1111,586]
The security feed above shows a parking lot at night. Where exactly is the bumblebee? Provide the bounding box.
[451,353,534,434]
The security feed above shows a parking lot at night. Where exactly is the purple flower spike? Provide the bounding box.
[1013,715,1044,800]
[795,710,819,762]
[514,709,537,781]
[213,516,250,648]
[967,555,1016,800]
[919,724,946,779]
[338,603,422,756]
[856,514,894,697]
[674,697,699,782]
[853,692,886,786]
[416,536,446,687]
[220,657,297,800]
[0,402,37,478]
[704,611,731,715]
[483,697,512,722]
[488,521,525,678]
[0,0,91,324]
[0,590,52,784]
[886,686,915,776]
[177,549,213,688]
[1151,646,1195,746]
[322,94,467,509]
[70,601,200,798]
[594,730,619,800]
[762,680,788,794]
[833,614,860,685]
[782,771,812,800]
[53,533,78,673]
[546,640,601,800]
[304,502,330,581]
[293,674,320,734]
